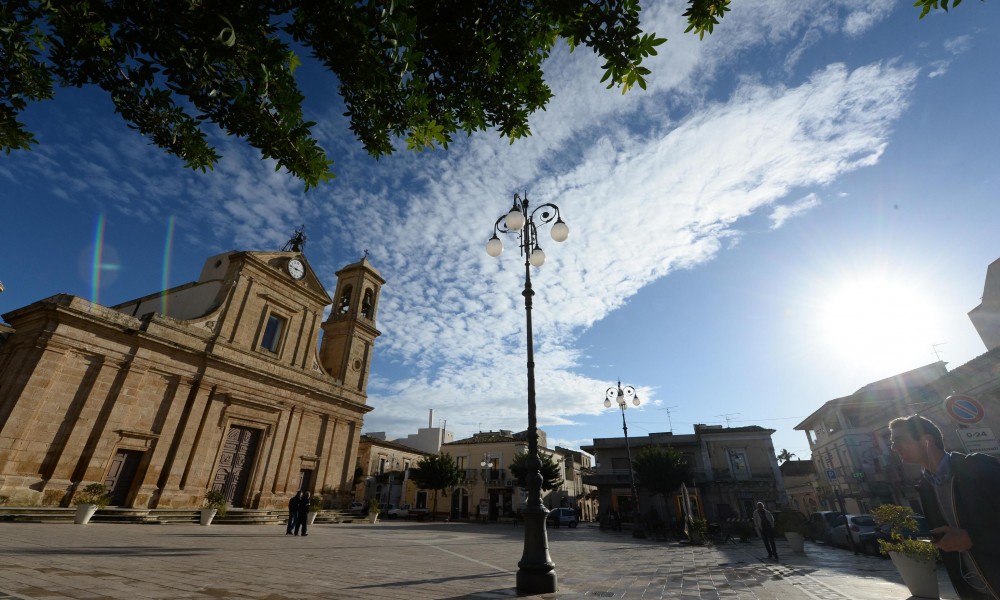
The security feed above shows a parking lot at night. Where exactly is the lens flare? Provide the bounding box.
[160,216,175,315]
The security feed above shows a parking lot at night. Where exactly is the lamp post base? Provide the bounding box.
[516,508,557,594]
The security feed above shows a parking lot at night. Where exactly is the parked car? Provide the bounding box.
[348,501,365,515]
[387,504,430,519]
[830,514,877,548]
[546,508,579,528]
[807,511,843,543]
[858,514,932,557]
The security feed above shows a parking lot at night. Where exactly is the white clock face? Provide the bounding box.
[287,259,305,280]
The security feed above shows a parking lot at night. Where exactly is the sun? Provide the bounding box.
[818,274,940,370]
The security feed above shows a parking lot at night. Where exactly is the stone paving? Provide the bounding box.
[0,520,960,599]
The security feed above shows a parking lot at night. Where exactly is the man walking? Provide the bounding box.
[286,490,302,535]
[889,414,1000,599]
[752,502,778,561]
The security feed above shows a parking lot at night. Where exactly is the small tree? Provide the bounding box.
[409,453,460,520]
[508,452,563,491]
[632,445,691,516]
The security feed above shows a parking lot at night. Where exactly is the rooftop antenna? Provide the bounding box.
[931,342,947,361]
[659,405,679,433]
[714,413,740,427]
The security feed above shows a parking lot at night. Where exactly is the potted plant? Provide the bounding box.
[873,504,939,599]
[73,483,110,524]
[776,511,809,553]
[367,498,381,524]
[201,489,227,526]
[307,493,323,525]
[688,517,708,544]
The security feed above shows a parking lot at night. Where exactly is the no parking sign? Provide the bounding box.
[944,394,986,425]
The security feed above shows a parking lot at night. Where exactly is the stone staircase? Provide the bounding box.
[0,506,360,525]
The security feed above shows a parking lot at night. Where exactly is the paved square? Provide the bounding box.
[0,521,959,599]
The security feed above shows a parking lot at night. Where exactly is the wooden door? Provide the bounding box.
[105,450,143,506]
[211,426,261,507]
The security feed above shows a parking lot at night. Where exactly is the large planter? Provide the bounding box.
[888,551,938,599]
[307,511,319,526]
[74,504,98,525]
[369,512,380,524]
[785,532,805,553]
[199,508,218,526]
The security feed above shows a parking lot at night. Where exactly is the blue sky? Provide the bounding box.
[1,0,997,461]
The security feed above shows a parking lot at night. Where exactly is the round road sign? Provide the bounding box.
[944,395,985,425]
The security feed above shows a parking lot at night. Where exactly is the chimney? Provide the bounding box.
[428,409,433,429]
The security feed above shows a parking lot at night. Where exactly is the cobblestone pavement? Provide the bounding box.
[0,521,959,599]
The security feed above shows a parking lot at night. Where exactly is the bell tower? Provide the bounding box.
[320,255,384,393]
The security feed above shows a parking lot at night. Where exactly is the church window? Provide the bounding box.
[338,285,353,315]
[260,314,286,353]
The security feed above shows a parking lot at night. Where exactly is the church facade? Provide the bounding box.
[0,247,383,510]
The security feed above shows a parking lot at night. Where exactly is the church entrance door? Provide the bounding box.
[211,426,261,507]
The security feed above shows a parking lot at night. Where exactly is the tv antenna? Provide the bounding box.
[715,413,740,427]
[659,405,679,433]
[931,342,947,361]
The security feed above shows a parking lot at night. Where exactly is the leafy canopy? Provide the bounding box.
[632,444,691,498]
[508,451,563,491]
[409,452,460,519]
[409,452,460,492]
[2,0,668,187]
[1,1,973,187]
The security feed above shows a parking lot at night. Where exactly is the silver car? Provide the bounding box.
[830,514,876,548]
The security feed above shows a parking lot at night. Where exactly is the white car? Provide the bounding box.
[830,514,876,548]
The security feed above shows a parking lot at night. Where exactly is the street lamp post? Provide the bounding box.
[480,453,495,521]
[486,192,568,594]
[604,381,645,538]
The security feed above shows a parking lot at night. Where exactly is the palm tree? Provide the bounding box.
[777,449,797,464]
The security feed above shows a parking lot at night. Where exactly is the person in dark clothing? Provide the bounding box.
[753,502,778,561]
[286,490,302,535]
[890,415,1000,599]
[294,491,311,536]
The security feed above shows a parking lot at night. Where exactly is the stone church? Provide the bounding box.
[0,240,383,510]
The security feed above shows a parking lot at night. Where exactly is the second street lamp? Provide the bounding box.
[486,192,568,594]
[604,381,645,538]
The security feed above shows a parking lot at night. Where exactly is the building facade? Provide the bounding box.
[0,248,383,510]
[795,351,1000,514]
[583,424,785,527]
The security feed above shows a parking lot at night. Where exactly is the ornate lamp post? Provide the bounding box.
[604,381,645,538]
[486,192,568,594]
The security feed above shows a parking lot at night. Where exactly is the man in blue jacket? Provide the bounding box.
[889,414,1000,599]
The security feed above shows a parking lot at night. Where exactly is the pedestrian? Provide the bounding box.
[753,502,778,561]
[294,491,311,536]
[286,490,302,535]
[889,414,1000,599]
[612,508,622,531]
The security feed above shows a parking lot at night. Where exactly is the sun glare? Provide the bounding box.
[818,275,940,369]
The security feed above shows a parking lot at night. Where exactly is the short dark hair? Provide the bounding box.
[889,415,944,450]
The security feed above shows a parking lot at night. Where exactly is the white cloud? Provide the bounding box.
[770,193,822,229]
